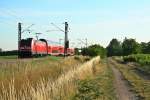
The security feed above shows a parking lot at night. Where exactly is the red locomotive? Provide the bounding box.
[19,38,74,57]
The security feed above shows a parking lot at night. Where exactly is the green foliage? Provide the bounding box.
[81,44,106,58]
[123,54,150,65]
[74,79,101,100]
[122,38,141,56]
[140,42,150,54]
[0,50,18,56]
[106,38,149,57]
[123,54,150,74]
[107,38,122,56]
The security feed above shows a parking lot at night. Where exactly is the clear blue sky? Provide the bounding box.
[0,0,150,50]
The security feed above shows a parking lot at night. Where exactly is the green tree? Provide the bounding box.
[147,42,150,54]
[106,38,122,56]
[81,44,106,58]
[0,48,2,52]
[141,42,150,54]
[122,38,141,56]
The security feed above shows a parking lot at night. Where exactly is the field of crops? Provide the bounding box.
[123,54,150,74]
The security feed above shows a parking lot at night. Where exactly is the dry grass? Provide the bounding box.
[0,56,100,100]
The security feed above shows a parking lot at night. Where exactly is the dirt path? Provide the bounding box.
[108,58,137,100]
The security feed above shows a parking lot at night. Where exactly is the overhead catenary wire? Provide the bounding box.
[77,38,88,48]
[51,23,65,33]
[0,9,24,28]
[0,9,23,22]
[0,20,15,26]
[22,24,35,33]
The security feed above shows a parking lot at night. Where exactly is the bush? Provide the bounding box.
[123,54,150,65]
[81,44,106,58]
[123,55,136,62]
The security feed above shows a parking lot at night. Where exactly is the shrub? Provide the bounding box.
[81,44,106,58]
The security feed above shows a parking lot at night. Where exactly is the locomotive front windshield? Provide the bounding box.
[20,39,32,47]
[20,39,33,51]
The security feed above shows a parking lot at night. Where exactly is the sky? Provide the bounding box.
[0,0,150,50]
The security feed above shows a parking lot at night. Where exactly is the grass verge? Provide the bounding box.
[72,59,117,100]
[0,55,18,59]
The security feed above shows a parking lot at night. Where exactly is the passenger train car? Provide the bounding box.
[19,38,74,57]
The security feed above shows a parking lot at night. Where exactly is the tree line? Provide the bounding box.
[106,38,150,56]
[79,37,150,58]
[0,50,18,56]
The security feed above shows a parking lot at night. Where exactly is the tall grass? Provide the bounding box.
[0,56,100,100]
